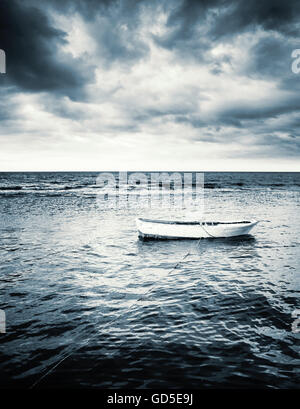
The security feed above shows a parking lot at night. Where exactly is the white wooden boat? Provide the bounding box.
[137,218,258,239]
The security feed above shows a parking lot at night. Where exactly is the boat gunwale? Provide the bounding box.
[138,218,253,226]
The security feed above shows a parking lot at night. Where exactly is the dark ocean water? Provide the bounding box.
[0,172,299,389]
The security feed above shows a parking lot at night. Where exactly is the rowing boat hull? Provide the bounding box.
[137,218,258,239]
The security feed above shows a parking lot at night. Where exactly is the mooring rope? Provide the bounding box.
[199,222,217,239]
[30,236,203,389]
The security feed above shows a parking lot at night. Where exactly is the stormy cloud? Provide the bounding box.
[0,0,299,170]
[0,0,92,95]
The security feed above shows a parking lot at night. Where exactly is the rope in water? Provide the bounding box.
[30,234,207,389]
[200,222,217,238]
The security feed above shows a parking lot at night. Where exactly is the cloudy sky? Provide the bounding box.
[0,0,300,171]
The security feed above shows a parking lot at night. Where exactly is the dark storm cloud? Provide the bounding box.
[175,115,206,128]
[158,0,300,46]
[39,0,116,18]
[77,0,151,66]
[247,36,290,79]
[33,0,151,66]
[254,133,300,156]
[1,0,299,93]
[0,0,152,98]
[0,97,15,121]
[41,97,92,120]
[154,0,300,74]
[150,0,300,149]
[0,0,299,167]
[220,98,300,123]
[154,0,221,51]
[210,0,300,39]
[0,0,92,97]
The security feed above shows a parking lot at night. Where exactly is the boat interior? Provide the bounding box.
[139,218,252,225]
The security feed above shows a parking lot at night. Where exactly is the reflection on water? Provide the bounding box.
[0,172,299,388]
